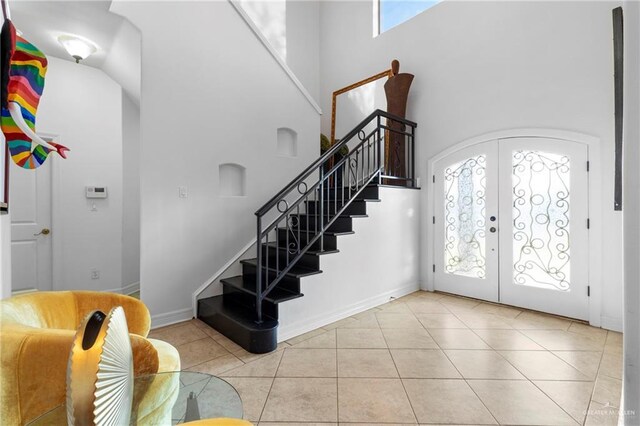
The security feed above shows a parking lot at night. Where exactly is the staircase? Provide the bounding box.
[198,110,417,353]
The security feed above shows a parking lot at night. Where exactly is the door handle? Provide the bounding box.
[489,227,497,233]
[34,228,50,236]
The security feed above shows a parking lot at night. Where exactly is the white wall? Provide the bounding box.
[111,1,321,326]
[37,56,124,293]
[279,187,421,340]
[320,0,623,330]
[236,0,320,102]
[0,212,9,299]
[286,0,320,101]
[623,0,640,421]
[122,93,140,291]
[102,20,141,107]
[0,14,10,300]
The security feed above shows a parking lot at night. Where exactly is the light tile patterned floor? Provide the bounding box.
[149,291,624,425]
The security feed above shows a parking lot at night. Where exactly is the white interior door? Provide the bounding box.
[498,137,589,320]
[433,140,499,302]
[433,137,590,320]
[10,160,52,293]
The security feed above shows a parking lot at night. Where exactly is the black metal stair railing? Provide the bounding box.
[253,109,417,322]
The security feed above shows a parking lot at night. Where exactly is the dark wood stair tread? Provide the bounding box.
[198,185,386,354]
[298,213,368,218]
[199,295,277,328]
[376,184,421,190]
[307,198,381,202]
[276,227,355,237]
[241,258,322,277]
[262,241,340,255]
[221,276,304,303]
[198,295,278,354]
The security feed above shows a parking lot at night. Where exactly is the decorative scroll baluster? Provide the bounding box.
[256,217,263,322]
[319,167,324,252]
[253,110,417,323]
[297,203,301,255]
[411,125,416,187]
[265,231,269,287]
[287,217,292,256]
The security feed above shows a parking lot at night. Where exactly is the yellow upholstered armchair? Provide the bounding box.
[0,291,181,425]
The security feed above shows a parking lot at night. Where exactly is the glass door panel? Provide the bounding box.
[433,137,589,320]
[512,150,571,291]
[444,155,487,279]
[434,140,499,302]
[499,138,589,320]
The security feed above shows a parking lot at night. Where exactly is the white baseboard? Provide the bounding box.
[11,288,38,296]
[103,281,140,296]
[601,315,623,332]
[192,238,256,317]
[277,283,419,342]
[150,307,193,329]
[122,281,140,295]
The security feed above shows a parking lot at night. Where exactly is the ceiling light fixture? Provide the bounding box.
[57,35,97,64]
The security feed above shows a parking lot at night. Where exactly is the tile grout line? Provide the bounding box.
[177,335,237,370]
[185,292,621,424]
[527,378,590,425]
[379,320,419,424]
[466,327,593,425]
[584,338,615,418]
[186,347,245,374]
[427,297,600,424]
[152,328,214,349]
[438,345,501,425]
[335,327,339,424]
[256,349,285,423]
[407,296,502,424]
[286,328,329,347]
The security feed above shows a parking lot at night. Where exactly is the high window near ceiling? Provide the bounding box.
[377,0,441,35]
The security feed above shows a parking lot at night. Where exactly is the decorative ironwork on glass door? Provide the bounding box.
[512,151,571,291]
[444,155,487,278]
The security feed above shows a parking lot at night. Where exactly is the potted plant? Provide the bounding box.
[320,134,349,157]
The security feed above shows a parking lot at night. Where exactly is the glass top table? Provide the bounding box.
[29,371,243,425]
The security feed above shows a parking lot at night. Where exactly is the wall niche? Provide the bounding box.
[219,163,246,197]
[277,127,298,157]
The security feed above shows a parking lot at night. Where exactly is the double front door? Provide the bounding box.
[433,137,589,320]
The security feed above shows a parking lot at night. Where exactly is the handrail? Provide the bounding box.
[255,109,416,216]
[253,109,417,323]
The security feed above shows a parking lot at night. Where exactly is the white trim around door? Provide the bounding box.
[426,129,602,326]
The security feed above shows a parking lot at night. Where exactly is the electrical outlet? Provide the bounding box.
[91,269,100,280]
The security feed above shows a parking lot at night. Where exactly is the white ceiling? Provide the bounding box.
[9,0,124,68]
[8,0,140,104]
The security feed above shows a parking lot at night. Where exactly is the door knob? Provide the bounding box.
[489,227,497,233]
[490,216,497,222]
[34,228,50,236]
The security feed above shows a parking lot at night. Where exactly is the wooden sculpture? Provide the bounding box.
[383,60,414,184]
[329,60,413,186]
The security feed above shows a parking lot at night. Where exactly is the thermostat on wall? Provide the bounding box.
[86,186,108,199]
